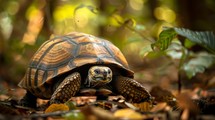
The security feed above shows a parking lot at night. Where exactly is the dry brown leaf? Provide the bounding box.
[45,104,69,113]
[176,93,199,114]
[181,108,189,120]
[132,101,152,112]
[150,102,168,112]
[114,108,143,119]
[150,86,177,107]
[81,106,114,120]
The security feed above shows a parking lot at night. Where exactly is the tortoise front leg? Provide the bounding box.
[50,72,81,104]
[114,76,151,103]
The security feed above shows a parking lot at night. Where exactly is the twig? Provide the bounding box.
[113,16,154,43]
[29,110,80,118]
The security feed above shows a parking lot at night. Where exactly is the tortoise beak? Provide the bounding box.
[95,76,108,81]
[95,77,105,81]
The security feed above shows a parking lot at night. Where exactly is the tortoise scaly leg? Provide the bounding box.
[50,72,81,104]
[114,76,151,103]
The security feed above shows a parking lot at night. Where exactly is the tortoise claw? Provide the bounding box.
[50,72,81,104]
[79,88,112,96]
[96,88,112,95]
[80,88,96,96]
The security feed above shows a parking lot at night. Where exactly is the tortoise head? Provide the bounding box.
[86,66,112,87]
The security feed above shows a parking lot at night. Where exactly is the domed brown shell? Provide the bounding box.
[18,32,134,98]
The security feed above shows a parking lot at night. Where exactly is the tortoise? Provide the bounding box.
[18,32,151,108]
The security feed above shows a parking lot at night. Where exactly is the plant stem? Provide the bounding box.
[178,71,182,94]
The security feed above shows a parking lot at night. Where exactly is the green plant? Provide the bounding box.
[150,27,215,92]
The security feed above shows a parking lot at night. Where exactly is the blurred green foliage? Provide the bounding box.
[63,111,85,120]
[152,27,215,79]
[0,0,215,85]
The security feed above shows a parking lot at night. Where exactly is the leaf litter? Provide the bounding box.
[0,81,215,120]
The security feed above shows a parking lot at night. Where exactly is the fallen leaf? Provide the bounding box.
[132,101,152,112]
[181,108,189,120]
[63,111,85,120]
[81,106,115,120]
[65,101,77,110]
[176,93,199,114]
[114,108,143,119]
[45,104,69,113]
[150,86,177,107]
[150,102,167,112]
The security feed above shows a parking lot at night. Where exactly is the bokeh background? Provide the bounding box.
[0,0,215,91]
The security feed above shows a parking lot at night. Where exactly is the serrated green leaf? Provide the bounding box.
[182,52,215,78]
[174,28,215,53]
[152,28,177,51]
[166,41,184,59]
[166,40,189,68]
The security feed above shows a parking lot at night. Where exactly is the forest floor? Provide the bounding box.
[0,79,215,120]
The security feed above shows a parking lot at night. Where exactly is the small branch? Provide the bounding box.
[29,110,80,118]
[178,71,182,94]
[113,16,154,43]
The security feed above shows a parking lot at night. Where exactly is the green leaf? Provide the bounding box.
[182,52,215,78]
[65,101,77,110]
[174,28,215,53]
[145,51,166,59]
[151,28,177,51]
[184,39,196,49]
[166,40,184,59]
[165,40,189,68]
[63,111,85,120]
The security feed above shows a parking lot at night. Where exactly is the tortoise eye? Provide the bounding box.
[94,69,100,74]
[107,69,111,74]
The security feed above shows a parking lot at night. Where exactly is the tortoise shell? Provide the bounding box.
[18,32,134,98]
